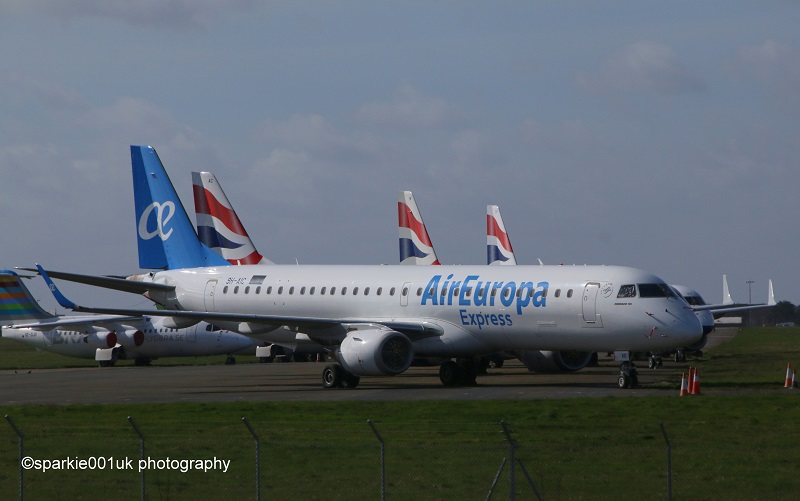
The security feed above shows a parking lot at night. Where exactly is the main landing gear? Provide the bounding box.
[321,363,361,389]
[439,359,478,386]
[647,355,663,369]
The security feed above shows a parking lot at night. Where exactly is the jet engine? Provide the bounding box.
[518,350,594,373]
[83,331,117,349]
[335,330,413,376]
[117,329,145,348]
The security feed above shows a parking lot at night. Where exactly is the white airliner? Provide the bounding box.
[0,270,254,366]
[34,145,703,388]
[485,205,777,361]
[399,193,593,373]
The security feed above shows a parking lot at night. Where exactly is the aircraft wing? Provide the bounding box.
[693,279,776,318]
[17,267,174,296]
[37,265,442,341]
[6,315,144,330]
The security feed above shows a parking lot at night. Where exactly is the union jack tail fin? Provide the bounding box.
[398,191,440,265]
[0,270,55,323]
[192,171,271,265]
[487,205,517,265]
[131,145,229,270]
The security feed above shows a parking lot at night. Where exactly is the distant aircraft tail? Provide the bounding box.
[398,191,440,265]
[131,145,230,270]
[486,205,517,265]
[192,171,271,265]
[0,270,55,323]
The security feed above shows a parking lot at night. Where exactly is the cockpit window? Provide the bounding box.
[638,283,677,298]
[617,285,636,298]
[682,295,705,306]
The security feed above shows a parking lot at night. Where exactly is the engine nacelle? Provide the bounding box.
[83,331,117,349]
[335,330,413,376]
[117,330,145,348]
[518,350,594,373]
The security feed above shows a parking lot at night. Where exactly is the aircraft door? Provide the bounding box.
[204,280,217,311]
[582,283,600,325]
[401,282,411,307]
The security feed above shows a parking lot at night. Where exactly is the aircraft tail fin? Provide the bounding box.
[487,205,517,265]
[0,270,56,323]
[192,171,271,265]
[398,191,440,265]
[132,145,230,270]
[767,279,776,306]
[722,274,734,305]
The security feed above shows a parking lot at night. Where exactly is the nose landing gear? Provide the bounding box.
[618,362,639,389]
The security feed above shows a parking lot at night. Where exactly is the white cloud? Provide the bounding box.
[577,41,706,95]
[737,40,800,97]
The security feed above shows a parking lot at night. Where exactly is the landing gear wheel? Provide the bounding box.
[225,356,236,365]
[439,361,461,386]
[342,372,361,388]
[322,364,343,389]
[618,362,639,389]
[648,356,662,369]
[618,374,630,389]
[458,359,478,386]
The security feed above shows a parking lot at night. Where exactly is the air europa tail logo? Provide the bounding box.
[420,274,548,315]
[138,201,176,241]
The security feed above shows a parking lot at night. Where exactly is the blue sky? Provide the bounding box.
[1,1,799,310]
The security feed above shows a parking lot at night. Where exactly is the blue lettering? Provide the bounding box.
[460,275,478,306]
[533,281,549,307]
[421,275,441,305]
[500,282,516,307]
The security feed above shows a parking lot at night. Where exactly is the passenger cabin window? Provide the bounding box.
[353,287,358,295]
[310,287,315,295]
[417,288,423,296]
[555,289,561,298]
[341,287,347,295]
[377,287,383,295]
[567,289,574,298]
[365,287,370,295]
[617,285,636,298]
[402,287,408,296]
[638,283,677,298]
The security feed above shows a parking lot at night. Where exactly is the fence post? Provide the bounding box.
[500,421,516,501]
[367,419,385,501]
[128,416,145,501]
[242,417,261,501]
[5,415,23,501]
[659,422,672,501]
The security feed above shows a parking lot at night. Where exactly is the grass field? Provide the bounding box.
[1,327,799,500]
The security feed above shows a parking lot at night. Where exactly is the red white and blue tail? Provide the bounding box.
[192,171,271,265]
[487,205,517,265]
[398,191,440,265]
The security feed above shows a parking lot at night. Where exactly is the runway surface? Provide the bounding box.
[0,329,737,405]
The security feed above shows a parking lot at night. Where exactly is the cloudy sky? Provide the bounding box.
[1,1,799,312]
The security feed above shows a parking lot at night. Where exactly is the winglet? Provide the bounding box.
[722,275,734,305]
[36,264,78,310]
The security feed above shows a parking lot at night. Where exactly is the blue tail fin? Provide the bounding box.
[132,145,230,270]
[0,270,55,323]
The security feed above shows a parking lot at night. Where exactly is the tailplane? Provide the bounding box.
[398,191,440,265]
[132,145,229,270]
[487,205,517,265]
[0,270,55,323]
[192,171,271,265]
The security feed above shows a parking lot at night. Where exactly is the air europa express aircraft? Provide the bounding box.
[36,145,703,389]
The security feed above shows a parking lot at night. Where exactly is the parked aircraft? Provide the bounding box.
[0,270,254,366]
[485,205,777,363]
[32,145,703,389]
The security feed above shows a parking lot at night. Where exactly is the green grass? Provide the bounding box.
[1,327,800,500]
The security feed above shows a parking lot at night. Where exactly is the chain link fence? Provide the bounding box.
[1,415,798,500]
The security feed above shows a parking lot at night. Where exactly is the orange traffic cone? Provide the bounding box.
[691,368,701,395]
[785,363,793,388]
[679,372,688,396]
[791,370,797,390]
